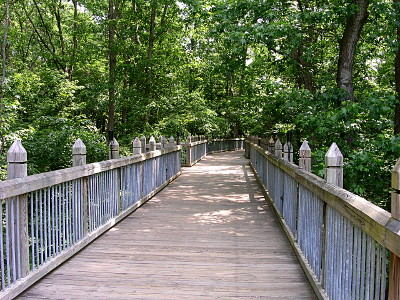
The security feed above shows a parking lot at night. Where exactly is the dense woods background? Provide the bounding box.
[0,0,399,209]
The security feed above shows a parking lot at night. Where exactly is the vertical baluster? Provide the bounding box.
[43,189,48,262]
[51,187,56,256]
[30,193,34,271]
[58,184,62,251]
[1,199,5,289]
[47,189,51,258]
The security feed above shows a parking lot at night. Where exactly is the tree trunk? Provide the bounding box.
[394,0,400,135]
[107,0,118,141]
[0,0,10,155]
[144,1,157,125]
[336,0,369,101]
[133,0,140,45]
[292,46,314,92]
[68,0,78,80]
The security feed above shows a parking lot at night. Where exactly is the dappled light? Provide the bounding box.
[17,150,317,299]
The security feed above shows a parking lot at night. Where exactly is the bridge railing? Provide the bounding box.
[0,139,181,300]
[181,137,244,166]
[246,137,400,300]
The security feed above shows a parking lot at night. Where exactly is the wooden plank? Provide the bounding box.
[16,151,316,300]
[1,172,181,300]
[250,142,400,257]
[0,147,181,200]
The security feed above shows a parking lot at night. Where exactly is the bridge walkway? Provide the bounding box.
[17,150,316,299]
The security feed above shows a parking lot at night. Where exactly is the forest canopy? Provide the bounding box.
[1,0,400,209]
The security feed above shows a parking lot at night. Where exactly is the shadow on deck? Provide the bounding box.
[17,151,316,299]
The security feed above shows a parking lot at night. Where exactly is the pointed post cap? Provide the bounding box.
[7,140,27,163]
[299,140,311,157]
[109,137,119,148]
[133,137,141,147]
[392,159,400,190]
[141,135,146,141]
[284,141,292,151]
[325,142,343,167]
[275,139,282,149]
[72,138,86,155]
[149,136,155,143]
[169,136,175,143]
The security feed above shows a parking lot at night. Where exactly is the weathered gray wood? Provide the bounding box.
[2,170,181,300]
[275,139,282,159]
[389,252,400,300]
[250,161,327,300]
[248,142,400,258]
[16,152,316,300]
[389,159,400,300]
[140,136,146,153]
[7,140,27,178]
[133,137,141,155]
[0,147,181,200]
[72,139,86,167]
[268,137,275,154]
[149,136,156,151]
[324,142,343,188]
[7,140,29,279]
[187,135,192,143]
[167,136,175,148]
[299,141,311,172]
[109,138,119,159]
[283,142,293,163]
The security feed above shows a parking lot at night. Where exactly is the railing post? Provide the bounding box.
[109,138,119,159]
[299,141,311,172]
[149,136,156,151]
[7,140,29,279]
[324,142,343,188]
[268,137,275,155]
[133,137,142,155]
[72,139,88,236]
[187,135,192,165]
[283,141,293,163]
[275,139,283,159]
[389,160,400,299]
[72,138,86,167]
[141,136,146,153]
[168,136,175,148]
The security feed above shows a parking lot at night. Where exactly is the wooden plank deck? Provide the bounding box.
[17,150,317,299]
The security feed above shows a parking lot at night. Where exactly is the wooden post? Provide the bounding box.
[7,140,29,279]
[133,137,142,155]
[299,140,311,172]
[187,135,192,143]
[389,159,400,299]
[149,136,156,151]
[324,142,343,188]
[283,141,293,163]
[160,136,166,150]
[72,138,86,167]
[109,137,119,159]
[268,137,275,155]
[275,139,282,159]
[140,136,146,153]
[168,136,175,148]
[72,139,88,236]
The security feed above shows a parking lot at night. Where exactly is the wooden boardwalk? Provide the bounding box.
[17,151,317,299]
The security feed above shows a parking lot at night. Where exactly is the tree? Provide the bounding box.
[394,0,400,134]
[0,0,10,155]
[336,0,370,101]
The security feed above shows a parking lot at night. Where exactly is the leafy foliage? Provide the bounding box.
[0,0,399,210]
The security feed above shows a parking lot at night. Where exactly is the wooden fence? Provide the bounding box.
[246,136,400,300]
[0,137,181,300]
[181,137,244,166]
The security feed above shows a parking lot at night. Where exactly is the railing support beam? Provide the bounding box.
[389,159,400,300]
